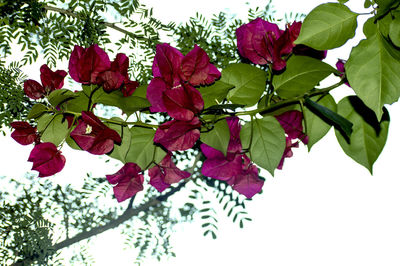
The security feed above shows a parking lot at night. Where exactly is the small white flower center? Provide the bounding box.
[85,125,93,134]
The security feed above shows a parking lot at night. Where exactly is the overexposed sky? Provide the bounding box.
[2,1,400,265]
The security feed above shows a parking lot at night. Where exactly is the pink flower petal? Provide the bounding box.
[24,79,45,99]
[40,64,67,92]
[10,121,38,145]
[28,142,66,177]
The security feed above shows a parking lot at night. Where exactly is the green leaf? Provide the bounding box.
[130,84,147,99]
[376,0,400,17]
[346,32,400,119]
[303,94,337,151]
[364,0,373,8]
[38,114,69,146]
[48,89,76,107]
[273,55,336,99]
[389,16,400,47]
[305,96,353,139]
[199,80,233,108]
[107,118,132,163]
[294,3,358,50]
[95,90,150,116]
[27,104,47,120]
[338,0,349,3]
[63,91,89,113]
[200,119,230,156]
[240,116,286,175]
[335,96,390,174]
[221,63,267,106]
[125,127,166,169]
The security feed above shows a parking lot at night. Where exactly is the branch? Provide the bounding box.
[43,5,149,41]
[52,153,201,252]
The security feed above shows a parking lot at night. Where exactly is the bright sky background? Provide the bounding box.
[2,0,400,265]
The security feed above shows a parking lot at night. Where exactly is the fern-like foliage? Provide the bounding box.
[0,62,32,133]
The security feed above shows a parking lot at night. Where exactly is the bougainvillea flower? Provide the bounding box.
[336,59,351,87]
[152,43,184,87]
[154,117,201,151]
[147,43,219,116]
[23,79,45,99]
[106,162,144,202]
[275,110,308,142]
[23,64,67,100]
[70,111,121,155]
[163,83,204,121]
[277,137,299,170]
[68,44,111,84]
[40,64,68,91]
[148,153,191,192]
[236,18,303,71]
[28,142,66,177]
[229,155,264,199]
[201,117,264,198]
[275,110,308,170]
[96,53,139,94]
[180,44,221,86]
[10,121,39,145]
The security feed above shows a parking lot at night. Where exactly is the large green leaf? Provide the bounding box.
[200,119,230,156]
[389,16,400,47]
[303,94,337,151]
[199,80,233,108]
[240,116,285,175]
[346,32,400,120]
[48,89,76,107]
[221,63,267,106]
[38,113,69,146]
[335,96,390,174]
[107,118,132,163]
[125,127,166,169]
[294,3,358,50]
[27,104,47,120]
[305,96,353,140]
[273,56,336,99]
[95,90,150,115]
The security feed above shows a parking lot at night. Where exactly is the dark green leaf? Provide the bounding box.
[199,80,234,108]
[389,16,400,47]
[335,96,390,173]
[346,32,400,119]
[200,119,230,156]
[294,3,358,50]
[221,63,267,106]
[273,55,336,99]
[38,114,68,146]
[303,94,337,151]
[27,104,47,120]
[125,127,166,169]
[48,89,76,107]
[240,116,286,175]
[305,96,352,139]
[107,118,131,163]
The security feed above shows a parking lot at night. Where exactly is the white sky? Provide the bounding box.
[2,0,400,265]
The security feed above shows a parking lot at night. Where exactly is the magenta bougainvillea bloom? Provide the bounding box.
[154,117,201,151]
[336,59,351,87]
[97,53,139,94]
[201,117,264,199]
[147,43,219,117]
[275,110,308,169]
[68,44,111,84]
[28,142,66,177]
[23,64,67,99]
[148,153,191,192]
[10,121,39,145]
[40,64,68,91]
[70,111,121,155]
[106,162,144,202]
[236,18,303,71]
[179,44,221,86]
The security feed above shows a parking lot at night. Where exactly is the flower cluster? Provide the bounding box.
[147,43,221,151]
[69,44,139,96]
[201,117,264,199]
[106,154,190,202]
[236,18,326,71]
